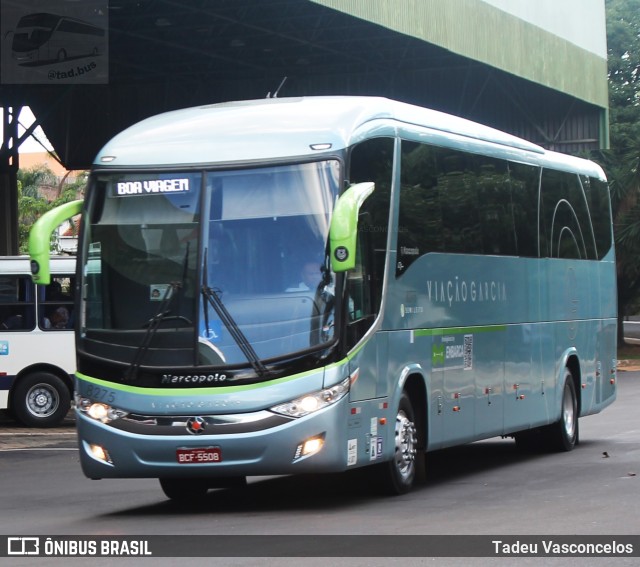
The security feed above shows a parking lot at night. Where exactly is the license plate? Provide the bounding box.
[176,447,222,464]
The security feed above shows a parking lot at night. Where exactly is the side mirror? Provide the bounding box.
[29,199,84,284]
[329,182,374,272]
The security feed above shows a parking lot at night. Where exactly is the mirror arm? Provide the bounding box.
[29,199,84,284]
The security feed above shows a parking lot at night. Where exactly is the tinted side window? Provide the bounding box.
[397,142,443,274]
[540,170,597,259]
[0,275,35,331]
[346,137,394,347]
[507,162,540,257]
[581,175,613,259]
[475,159,519,256]
[397,142,536,276]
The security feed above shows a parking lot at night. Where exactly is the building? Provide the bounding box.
[0,0,609,254]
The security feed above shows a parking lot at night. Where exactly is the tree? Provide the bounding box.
[599,0,640,343]
[16,165,86,254]
[17,166,55,253]
[17,164,57,198]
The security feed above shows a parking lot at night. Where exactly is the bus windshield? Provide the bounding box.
[11,14,59,53]
[82,160,341,369]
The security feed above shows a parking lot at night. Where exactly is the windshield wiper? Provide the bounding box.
[125,281,181,382]
[202,249,270,379]
[124,242,194,382]
[201,286,270,379]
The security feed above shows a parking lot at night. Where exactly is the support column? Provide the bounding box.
[0,106,20,255]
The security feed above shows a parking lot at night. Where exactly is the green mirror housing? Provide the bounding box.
[29,199,84,285]
[329,182,374,272]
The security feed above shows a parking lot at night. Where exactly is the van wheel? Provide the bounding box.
[12,372,70,428]
[377,392,421,495]
[543,368,579,451]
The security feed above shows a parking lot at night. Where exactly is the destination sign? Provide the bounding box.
[115,178,190,196]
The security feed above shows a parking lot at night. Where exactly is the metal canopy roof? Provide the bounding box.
[106,0,452,84]
[1,0,604,170]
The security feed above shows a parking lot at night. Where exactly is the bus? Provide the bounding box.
[1,255,75,427]
[28,96,617,499]
[10,12,104,65]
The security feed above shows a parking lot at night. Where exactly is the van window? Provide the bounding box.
[40,275,75,330]
[0,275,35,331]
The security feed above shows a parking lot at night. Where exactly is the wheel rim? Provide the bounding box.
[25,383,59,418]
[562,382,576,439]
[394,410,417,482]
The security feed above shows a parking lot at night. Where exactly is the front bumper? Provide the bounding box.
[77,396,350,479]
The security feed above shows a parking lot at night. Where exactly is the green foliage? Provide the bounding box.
[16,164,86,254]
[598,0,640,335]
[17,164,57,198]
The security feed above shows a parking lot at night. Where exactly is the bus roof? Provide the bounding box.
[94,96,605,179]
[0,255,75,276]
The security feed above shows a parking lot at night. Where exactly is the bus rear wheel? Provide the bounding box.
[543,369,579,451]
[12,372,70,428]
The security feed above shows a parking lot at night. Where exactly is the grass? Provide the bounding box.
[619,343,640,360]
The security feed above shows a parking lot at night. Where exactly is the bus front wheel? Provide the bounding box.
[377,392,423,495]
[12,372,71,428]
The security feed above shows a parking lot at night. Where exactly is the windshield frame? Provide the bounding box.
[77,157,347,382]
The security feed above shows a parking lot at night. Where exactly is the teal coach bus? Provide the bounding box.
[29,96,617,499]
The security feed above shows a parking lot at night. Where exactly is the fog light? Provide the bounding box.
[89,443,112,464]
[303,437,324,455]
[293,433,326,462]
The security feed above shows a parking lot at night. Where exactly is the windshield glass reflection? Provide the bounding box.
[200,161,340,364]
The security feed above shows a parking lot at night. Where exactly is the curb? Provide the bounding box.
[618,361,640,372]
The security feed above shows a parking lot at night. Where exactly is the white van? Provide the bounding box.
[0,256,75,427]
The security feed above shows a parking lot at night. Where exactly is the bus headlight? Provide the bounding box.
[76,394,129,424]
[270,376,350,418]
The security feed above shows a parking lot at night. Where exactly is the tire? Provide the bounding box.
[543,368,579,452]
[378,392,421,495]
[12,372,71,428]
[159,478,209,501]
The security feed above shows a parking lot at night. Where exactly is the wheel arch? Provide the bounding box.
[397,365,428,452]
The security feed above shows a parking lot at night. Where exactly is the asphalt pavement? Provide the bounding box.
[0,409,76,449]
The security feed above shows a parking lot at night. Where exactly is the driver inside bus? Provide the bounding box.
[286,261,322,292]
